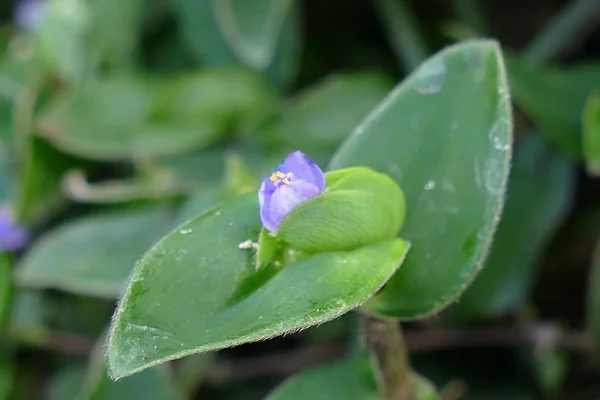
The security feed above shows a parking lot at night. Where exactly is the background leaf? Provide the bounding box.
[38,70,274,161]
[80,336,183,400]
[254,72,393,153]
[583,93,600,176]
[265,356,381,400]
[0,254,12,328]
[452,134,574,320]
[213,0,294,70]
[507,56,600,159]
[590,241,600,356]
[107,193,409,378]
[329,40,512,319]
[15,207,173,298]
[174,0,300,88]
[0,352,13,400]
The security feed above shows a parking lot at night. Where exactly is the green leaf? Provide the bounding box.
[329,40,512,319]
[174,0,300,88]
[255,73,393,152]
[15,207,173,298]
[80,337,183,400]
[453,134,574,320]
[36,0,91,83]
[174,187,224,226]
[589,240,600,356]
[213,0,294,70]
[15,137,83,222]
[278,168,406,253]
[265,356,381,400]
[0,351,12,400]
[583,93,600,176]
[0,255,12,329]
[38,70,273,161]
[507,56,600,159]
[45,366,87,400]
[87,0,144,69]
[107,193,410,378]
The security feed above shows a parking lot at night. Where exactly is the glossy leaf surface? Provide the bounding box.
[107,194,409,378]
[330,40,512,319]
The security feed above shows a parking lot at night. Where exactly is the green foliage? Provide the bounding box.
[1,1,599,399]
[454,134,574,320]
[590,242,600,356]
[38,69,275,161]
[16,207,173,298]
[265,356,382,400]
[330,40,512,319]
[583,93,600,176]
[507,56,600,159]
[107,192,410,378]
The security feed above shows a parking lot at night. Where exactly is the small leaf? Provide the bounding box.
[453,134,574,320]
[213,0,294,70]
[107,194,410,378]
[589,240,600,356]
[264,356,382,400]
[583,93,600,176]
[80,336,183,400]
[15,207,173,298]
[329,40,512,319]
[507,56,600,159]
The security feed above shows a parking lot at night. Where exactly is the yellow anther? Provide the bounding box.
[270,171,294,186]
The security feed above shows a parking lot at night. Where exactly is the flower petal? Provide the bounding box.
[0,226,29,252]
[258,179,278,232]
[279,151,325,192]
[0,207,29,252]
[268,180,320,231]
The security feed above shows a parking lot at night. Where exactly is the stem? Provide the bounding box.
[523,0,600,64]
[375,0,429,72]
[360,313,414,400]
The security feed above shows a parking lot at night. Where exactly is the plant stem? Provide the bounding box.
[523,0,600,64]
[360,312,414,400]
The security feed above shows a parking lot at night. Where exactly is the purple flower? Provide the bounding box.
[0,206,29,252]
[258,151,325,232]
[14,0,46,31]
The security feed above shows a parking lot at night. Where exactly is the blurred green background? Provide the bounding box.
[0,0,599,399]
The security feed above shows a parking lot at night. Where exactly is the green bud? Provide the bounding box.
[276,167,406,253]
